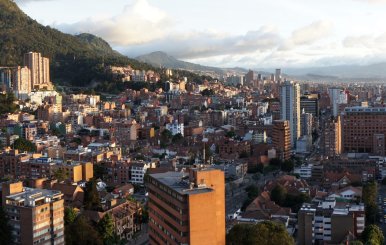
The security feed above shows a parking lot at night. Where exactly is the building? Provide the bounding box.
[280,81,301,146]
[166,120,184,136]
[300,95,319,117]
[0,149,30,178]
[300,110,313,137]
[14,66,31,99]
[23,52,52,90]
[130,161,155,185]
[342,107,386,154]
[245,70,255,86]
[323,116,342,157]
[1,182,65,245]
[272,120,291,160]
[298,199,365,245]
[147,168,225,245]
[328,88,347,117]
[275,68,282,82]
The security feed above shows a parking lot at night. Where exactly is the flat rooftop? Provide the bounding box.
[7,187,62,207]
[150,171,214,195]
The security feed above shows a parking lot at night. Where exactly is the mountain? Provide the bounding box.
[284,63,386,81]
[0,0,154,86]
[136,51,226,76]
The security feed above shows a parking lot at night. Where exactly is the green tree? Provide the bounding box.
[0,207,13,245]
[227,221,295,245]
[54,168,68,182]
[362,224,384,245]
[269,158,283,167]
[225,131,236,138]
[271,185,287,206]
[64,207,78,226]
[171,133,184,144]
[281,159,294,172]
[97,213,115,244]
[65,215,103,245]
[84,178,101,211]
[12,138,37,152]
[365,202,379,225]
[200,88,215,97]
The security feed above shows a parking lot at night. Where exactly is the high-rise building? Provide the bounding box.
[300,95,319,117]
[1,182,65,245]
[280,81,301,146]
[245,70,255,86]
[272,120,291,160]
[14,66,31,99]
[0,67,13,90]
[275,68,282,82]
[300,110,313,137]
[23,52,52,90]
[323,116,342,157]
[147,168,225,245]
[328,88,348,117]
[342,107,386,154]
[298,199,365,245]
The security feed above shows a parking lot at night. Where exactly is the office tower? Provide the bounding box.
[245,70,255,86]
[300,110,313,137]
[2,182,65,245]
[298,200,365,245]
[323,116,342,157]
[280,81,301,146]
[272,120,291,160]
[342,107,386,155]
[147,168,225,245]
[300,95,319,117]
[328,88,347,117]
[14,66,31,99]
[275,68,282,82]
[23,52,51,90]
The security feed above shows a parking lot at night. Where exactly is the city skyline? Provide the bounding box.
[15,0,386,69]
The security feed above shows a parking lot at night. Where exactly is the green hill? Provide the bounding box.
[0,0,153,86]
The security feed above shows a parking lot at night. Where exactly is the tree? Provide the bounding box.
[362,224,384,245]
[271,185,287,206]
[225,131,236,138]
[281,159,294,172]
[84,178,101,211]
[365,202,379,225]
[171,133,183,144]
[54,168,68,182]
[227,221,295,245]
[12,138,36,152]
[0,207,13,245]
[64,207,78,225]
[65,215,103,245]
[200,88,215,97]
[269,158,283,167]
[97,213,115,244]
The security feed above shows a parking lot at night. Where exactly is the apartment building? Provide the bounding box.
[147,168,225,245]
[1,182,65,245]
[298,198,365,245]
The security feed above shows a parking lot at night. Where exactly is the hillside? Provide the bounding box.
[0,0,153,86]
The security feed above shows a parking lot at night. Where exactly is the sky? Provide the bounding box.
[14,0,386,69]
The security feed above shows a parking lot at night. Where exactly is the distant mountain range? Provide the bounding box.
[136,51,386,81]
[136,51,251,77]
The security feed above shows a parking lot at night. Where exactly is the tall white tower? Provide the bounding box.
[280,81,301,147]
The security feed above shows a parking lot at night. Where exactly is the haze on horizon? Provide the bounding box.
[14,0,386,69]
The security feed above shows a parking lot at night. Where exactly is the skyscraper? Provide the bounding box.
[328,88,347,117]
[272,120,292,160]
[14,66,31,99]
[23,52,51,90]
[323,116,342,157]
[275,68,282,82]
[147,168,225,245]
[300,109,313,137]
[280,81,301,146]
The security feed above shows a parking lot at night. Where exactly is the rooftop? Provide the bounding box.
[150,171,214,195]
[6,187,62,207]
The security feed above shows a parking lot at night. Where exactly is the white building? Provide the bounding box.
[130,161,155,184]
[166,120,184,136]
[294,164,313,179]
[328,88,348,117]
[280,81,301,146]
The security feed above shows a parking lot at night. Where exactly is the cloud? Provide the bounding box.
[353,0,386,3]
[14,0,55,3]
[291,20,333,45]
[57,0,172,45]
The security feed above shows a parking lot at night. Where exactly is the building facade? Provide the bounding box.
[147,168,225,245]
[280,81,301,146]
